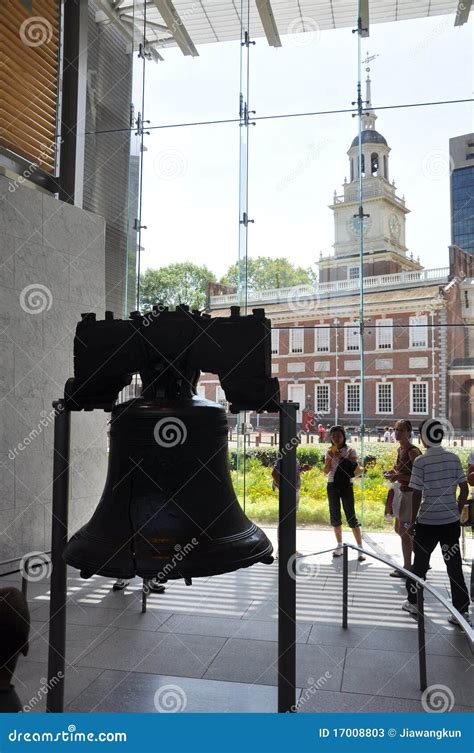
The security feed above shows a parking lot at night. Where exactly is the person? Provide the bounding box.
[0,588,30,712]
[317,423,326,443]
[402,419,471,626]
[390,427,396,443]
[324,425,365,561]
[383,426,391,442]
[113,577,166,593]
[468,449,474,500]
[384,419,422,577]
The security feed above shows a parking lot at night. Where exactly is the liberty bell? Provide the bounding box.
[62,305,280,583]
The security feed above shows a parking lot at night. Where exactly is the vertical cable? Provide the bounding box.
[136,1,148,312]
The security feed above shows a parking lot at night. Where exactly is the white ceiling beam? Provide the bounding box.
[152,0,199,57]
[255,0,281,47]
[455,0,472,25]
[358,0,369,37]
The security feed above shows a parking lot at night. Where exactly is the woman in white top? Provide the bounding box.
[324,426,365,560]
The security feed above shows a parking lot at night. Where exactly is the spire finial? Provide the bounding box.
[361,52,379,130]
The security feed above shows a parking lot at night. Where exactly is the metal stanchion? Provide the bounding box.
[46,400,71,713]
[416,585,427,691]
[277,401,298,713]
[342,544,349,629]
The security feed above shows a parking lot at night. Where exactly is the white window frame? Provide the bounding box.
[376,318,393,350]
[348,266,360,280]
[409,315,428,349]
[289,328,304,354]
[376,382,393,414]
[216,386,228,409]
[271,328,279,355]
[410,382,428,415]
[344,383,360,414]
[315,326,330,353]
[344,321,360,352]
[315,384,330,414]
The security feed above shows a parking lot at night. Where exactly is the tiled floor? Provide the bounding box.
[4,528,473,713]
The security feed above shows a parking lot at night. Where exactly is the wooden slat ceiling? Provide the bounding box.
[0,1,60,174]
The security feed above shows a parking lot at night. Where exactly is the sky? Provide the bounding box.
[137,13,473,281]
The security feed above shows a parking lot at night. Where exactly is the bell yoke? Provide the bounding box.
[62,305,280,583]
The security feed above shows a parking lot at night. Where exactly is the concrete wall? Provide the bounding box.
[0,176,108,563]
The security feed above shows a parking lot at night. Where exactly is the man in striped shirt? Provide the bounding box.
[402,418,471,626]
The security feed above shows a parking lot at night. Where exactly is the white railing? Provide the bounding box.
[209,268,450,308]
[333,183,405,206]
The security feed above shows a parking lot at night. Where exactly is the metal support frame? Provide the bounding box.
[46,400,71,713]
[277,401,298,713]
[342,544,349,628]
[416,585,427,691]
[59,0,87,204]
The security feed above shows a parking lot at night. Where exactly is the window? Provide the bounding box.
[271,328,279,354]
[348,266,360,280]
[315,326,330,352]
[376,318,393,350]
[376,383,393,413]
[289,328,304,354]
[409,315,428,348]
[410,382,428,415]
[345,383,360,413]
[216,386,228,409]
[345,322,359,351]
[315,384,330,414]
[196,385,206,398]
[371,152,379,176]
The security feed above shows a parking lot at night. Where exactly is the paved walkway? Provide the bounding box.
[5,530,473,713]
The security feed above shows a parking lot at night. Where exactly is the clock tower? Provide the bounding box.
[320,70,422,283]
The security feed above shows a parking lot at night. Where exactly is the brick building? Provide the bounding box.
[199,83,473,434]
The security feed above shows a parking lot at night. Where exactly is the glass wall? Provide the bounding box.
[97,2,473,534]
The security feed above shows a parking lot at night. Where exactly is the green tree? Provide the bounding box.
[221,257,316,290]
[139,263,216,311]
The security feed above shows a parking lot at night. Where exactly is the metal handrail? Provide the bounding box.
[0,552,52,599]
[295,542,473,692]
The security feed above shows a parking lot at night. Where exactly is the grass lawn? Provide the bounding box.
[231,444,471,531]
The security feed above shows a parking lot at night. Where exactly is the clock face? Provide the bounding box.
[389,215,401,239]
[348,215,372,238]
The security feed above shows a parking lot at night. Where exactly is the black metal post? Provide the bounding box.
[277,401,298,713]
[416,585,427,691]
[142,580,148,614]
[342,544,349,629]
[46,400,71,713]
